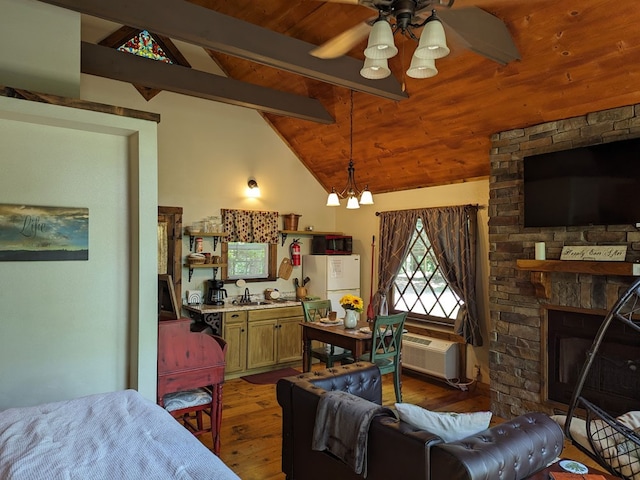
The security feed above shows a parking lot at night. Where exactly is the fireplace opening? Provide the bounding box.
[546,308,640,416]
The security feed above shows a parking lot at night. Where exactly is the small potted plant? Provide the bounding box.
[340,294,364,329]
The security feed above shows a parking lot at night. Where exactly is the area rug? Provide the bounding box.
[240,367,301,385]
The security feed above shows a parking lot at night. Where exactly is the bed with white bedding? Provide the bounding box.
[0,389,240,480]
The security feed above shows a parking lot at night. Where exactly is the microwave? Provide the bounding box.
[311,235,353,255]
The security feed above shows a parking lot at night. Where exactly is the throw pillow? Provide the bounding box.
[395,403,492,443]
[618,411,640,430]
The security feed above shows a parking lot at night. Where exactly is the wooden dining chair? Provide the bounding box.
[302,299,353,368]
[359,312,408,402]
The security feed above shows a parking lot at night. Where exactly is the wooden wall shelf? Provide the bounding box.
[184,263,227,281]
[516,259,640,298]
[186,231,229,251]
[278,230,343,246]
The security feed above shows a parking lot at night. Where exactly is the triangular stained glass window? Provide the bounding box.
[99,26,191,101]
[117,30,174,64]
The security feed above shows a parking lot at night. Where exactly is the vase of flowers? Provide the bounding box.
[340,294,363,329]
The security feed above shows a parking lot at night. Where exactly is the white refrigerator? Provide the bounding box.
[302,254,361,317]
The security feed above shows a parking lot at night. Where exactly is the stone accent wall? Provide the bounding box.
[488,104,640,419]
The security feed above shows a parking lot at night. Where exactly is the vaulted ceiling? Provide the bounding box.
[44,0,640,194]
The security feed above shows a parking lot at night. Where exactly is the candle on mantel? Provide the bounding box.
[535,242,546,260]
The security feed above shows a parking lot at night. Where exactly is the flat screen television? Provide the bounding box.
[523,137,640,227]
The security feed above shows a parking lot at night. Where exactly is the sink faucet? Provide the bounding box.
[242,288,251,303]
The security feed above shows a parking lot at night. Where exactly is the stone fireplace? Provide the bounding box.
[488,103,640,419]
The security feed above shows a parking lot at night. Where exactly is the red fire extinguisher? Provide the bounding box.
[290,239,301,266]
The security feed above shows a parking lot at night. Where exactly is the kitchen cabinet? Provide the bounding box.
[246,306,303,370]
[223,311,247,374]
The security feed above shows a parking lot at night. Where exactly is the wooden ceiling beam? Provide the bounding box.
[39,0,408,101]
[81,42,335,124]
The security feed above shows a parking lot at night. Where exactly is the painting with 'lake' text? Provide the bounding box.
[0,204,88,261]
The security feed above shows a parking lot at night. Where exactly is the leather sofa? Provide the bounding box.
[276,362,564,480]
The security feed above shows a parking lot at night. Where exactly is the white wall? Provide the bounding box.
[0,0,79,97]
[335,180,491,381]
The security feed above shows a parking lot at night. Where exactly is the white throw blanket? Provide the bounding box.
[311,390,394,476]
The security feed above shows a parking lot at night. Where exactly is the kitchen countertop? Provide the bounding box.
[184,299,301,314]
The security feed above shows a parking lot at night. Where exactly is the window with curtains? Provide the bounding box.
[377,205,481,346]
[392,218,463,325]
[221,209,279,282]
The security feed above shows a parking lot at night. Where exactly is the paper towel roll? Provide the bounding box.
[535,242,546,260]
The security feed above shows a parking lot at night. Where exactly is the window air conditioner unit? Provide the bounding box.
[402,333,458,380]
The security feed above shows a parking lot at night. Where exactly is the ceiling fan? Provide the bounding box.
[310,0,520,74]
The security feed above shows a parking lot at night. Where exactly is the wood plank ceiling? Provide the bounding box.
[82,0,640,194]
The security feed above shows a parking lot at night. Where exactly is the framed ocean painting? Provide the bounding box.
[0,204,89,261]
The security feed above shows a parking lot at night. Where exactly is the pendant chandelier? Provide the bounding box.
[326,91,374,209]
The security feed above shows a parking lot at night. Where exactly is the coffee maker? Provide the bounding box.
[205,279,227,305]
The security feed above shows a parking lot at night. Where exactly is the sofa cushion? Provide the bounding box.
[395,403,492,443]
[163,388,211,412]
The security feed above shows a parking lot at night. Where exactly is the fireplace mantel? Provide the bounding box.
[517,259,640,298]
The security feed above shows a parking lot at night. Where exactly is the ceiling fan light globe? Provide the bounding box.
[326,191,341,206]
[407,55,438,79]
[346,195,360,209]
[364,19,398,59]
[360,57,391,79]
[414,20,449,60]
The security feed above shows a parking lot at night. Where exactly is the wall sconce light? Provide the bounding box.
[247,178,261,198]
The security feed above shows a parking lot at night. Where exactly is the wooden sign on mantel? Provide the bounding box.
[560,245,627,262]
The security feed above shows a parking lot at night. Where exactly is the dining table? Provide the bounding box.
[300,319,373,372]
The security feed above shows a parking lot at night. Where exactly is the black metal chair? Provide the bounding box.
[562,277,640,480]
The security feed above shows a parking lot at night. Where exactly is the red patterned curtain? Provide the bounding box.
[221,209,279,244]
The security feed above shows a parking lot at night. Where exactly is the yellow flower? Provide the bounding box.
[339,294,364,313]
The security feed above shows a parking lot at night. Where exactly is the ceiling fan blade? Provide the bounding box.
[438,6,520,65]
[309,21,373,59]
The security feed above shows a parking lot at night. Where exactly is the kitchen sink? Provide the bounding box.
[236,300,273,306]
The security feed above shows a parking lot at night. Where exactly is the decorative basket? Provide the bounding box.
[283,213,301,231]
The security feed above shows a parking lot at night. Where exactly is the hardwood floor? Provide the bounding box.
[196,368,599,479]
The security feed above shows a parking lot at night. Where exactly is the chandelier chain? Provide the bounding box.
[350,89,353,166]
